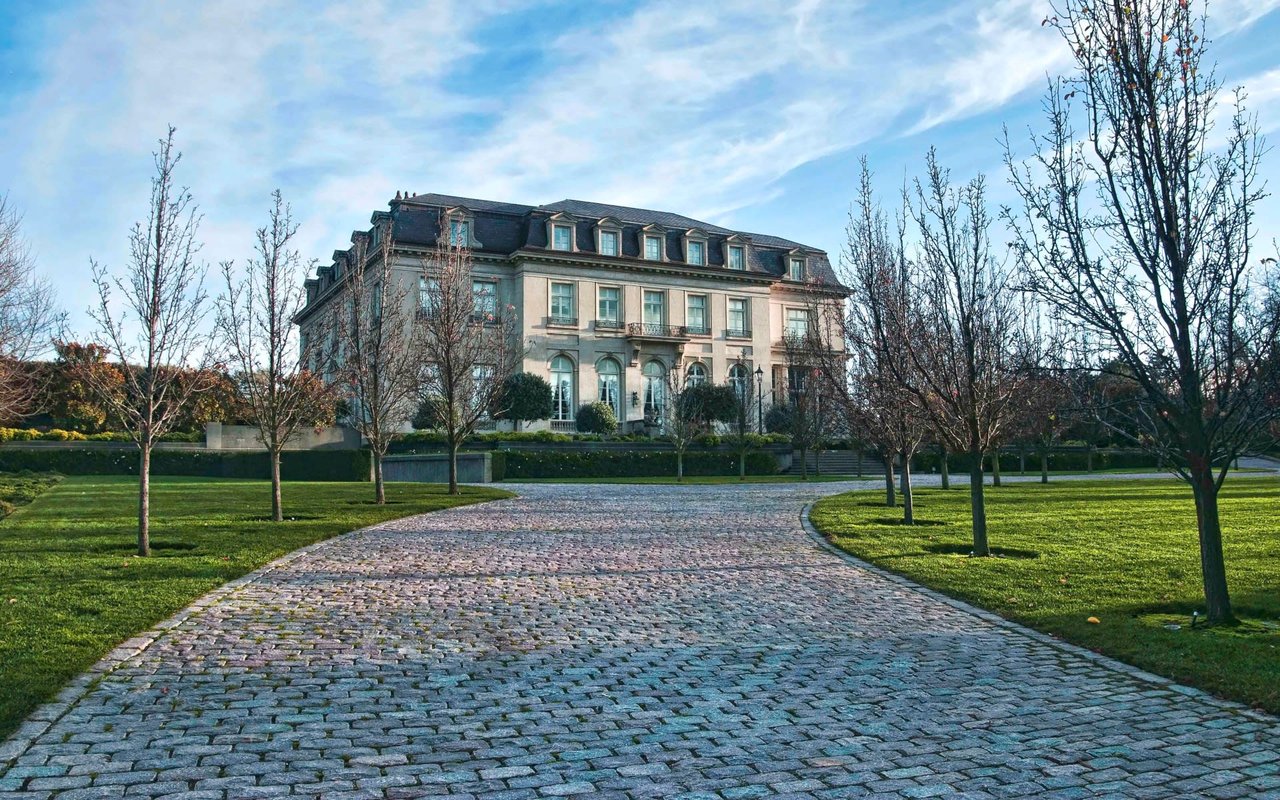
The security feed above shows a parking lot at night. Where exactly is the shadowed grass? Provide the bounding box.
[811,478,1280,714]
[0,475,511,741]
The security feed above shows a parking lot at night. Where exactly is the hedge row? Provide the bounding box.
[389,430,792,452]
[0,447,370,481]
[0,427,204,443]
[911,448,1160,473]
[496,449,778,479]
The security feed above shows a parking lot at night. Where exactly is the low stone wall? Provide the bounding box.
[205,423,362,451]
[382,453,492,484]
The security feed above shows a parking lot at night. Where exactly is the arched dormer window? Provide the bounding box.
[595,216,622,257]
[724,234,749,271]
[682,228,709,266]
[546,212,578,253]
[444,206,481,249]
[640,224,666,262]
[787,250,807,281]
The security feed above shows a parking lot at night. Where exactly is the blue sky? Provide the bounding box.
[2,0,1279,333]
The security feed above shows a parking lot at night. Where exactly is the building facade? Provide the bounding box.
[296,193,848,432]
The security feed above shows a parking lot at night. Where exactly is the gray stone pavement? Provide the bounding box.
[2,478,1279,799]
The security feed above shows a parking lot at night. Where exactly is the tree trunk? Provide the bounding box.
[1086,444,1094,473]
[799,447,808,481]
[1040,448,1049,484]
[137,445,151,557]
[677,450,684,482]
[991,452,1002,487]
[856,449,863,478]
[900,450,914,526]
[271,450,283,522]
[1190,465,1234,623]
[1018,445,1026,476]
[448,440,460,495]
[883,453,896,507]
[739,450,746,481]
[939,445,950,489]
[373,454,386,505]
[969,456,990,556]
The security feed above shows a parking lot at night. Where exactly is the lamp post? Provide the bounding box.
[754,365,764,434]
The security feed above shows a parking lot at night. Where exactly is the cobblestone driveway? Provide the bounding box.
[2,481,1279,799]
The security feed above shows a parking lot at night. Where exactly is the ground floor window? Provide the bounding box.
[598,357,622,421]
[643,360,666,418]
[551,355,575,421]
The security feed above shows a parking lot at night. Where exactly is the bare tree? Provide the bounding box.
[891,151,1033,554]
[329,221,421,504]
[1004,0,1278,622]
[416,221,521,494]
[85,127,217,556]
[218,191,334,522]
[0,196,61,421]
[726,350,759,480]
[660,364,702,482]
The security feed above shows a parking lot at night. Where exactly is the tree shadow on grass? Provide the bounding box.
[921,542,1041,559]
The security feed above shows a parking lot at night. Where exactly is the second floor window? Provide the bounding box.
[418,275,439,314]
[644,235,662,261]
[728,298,749,335]
[600,230,619,256]
[728,245,745,270]
[598,287,620,323]
[643,290,665,325]
[687,241,705,265]
[473,280,497,320]
[686,294,707,332]
[789,257,806,281]
[786,308,809,338]
[553,224,573,251]
[449,219,469,247]
[551,282,575,323]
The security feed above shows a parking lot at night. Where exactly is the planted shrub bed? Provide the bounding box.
[500,449,778,479]
[0,448,371,481]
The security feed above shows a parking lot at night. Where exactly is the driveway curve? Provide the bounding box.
[1,480,1278,799]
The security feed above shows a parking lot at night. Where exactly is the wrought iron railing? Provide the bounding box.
[724,328,752,339]
[548,315,578,327]
[685,324,711,336]
[627,322,688,338]
[594,318,626,330]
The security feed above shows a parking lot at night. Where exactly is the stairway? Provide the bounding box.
[786,450,882,477]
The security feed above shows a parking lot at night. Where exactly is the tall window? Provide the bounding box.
[644,235,662,261]
[686,362,708,387]
[728,298,749,335]
[551,282,575,324]
[600,230,619,256]
[789,257,805,281]
[551,356,575,421]
[597,358,622,421]
[686,294,707,333]
[729,363,751,398]
[643,290,665,325]
[473,280,497,321]
[449,219,469,247]
[643,360,666,417]
[418,275,439,314]
[687,241,705,265]
[553,224,573,251]
[728,245,745,270]
[472,365,495,417]
[598,286,620,324]
[786,308,809,338]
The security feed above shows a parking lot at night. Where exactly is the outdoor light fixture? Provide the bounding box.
[630,391,639,408]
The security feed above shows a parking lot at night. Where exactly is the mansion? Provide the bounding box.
[296,193,849,432]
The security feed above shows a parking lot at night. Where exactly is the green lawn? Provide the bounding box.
[0,475,510,741]
[811,478,1280,714]
[520,474,856,485]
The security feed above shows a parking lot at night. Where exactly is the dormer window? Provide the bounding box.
[552,224,573,251]
[644,235,663,261]
[600,230,619,256]
[687,241,705,266]
[789,257,806,281]
[728,245,745,270]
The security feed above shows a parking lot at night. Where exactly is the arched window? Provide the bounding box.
[597,358,622,421]
[685,362,708,387]
[551,355,575,422]
[729,363,751,399]
[643,360,666,418]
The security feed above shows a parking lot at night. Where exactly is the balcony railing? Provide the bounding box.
[469,312,503,325]
[724,328,752,340]
[548,315,578,327]
[594,318,626,331]
[627,322,688,339]
[685,324,711,336]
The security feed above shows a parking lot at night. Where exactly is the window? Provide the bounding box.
[789,257,806,281]
[597,358,622,421]
[687,241,705,266]
[472,365,495,417]
[553,224,573,252]
[643,360,666,418]
[551,282,576,324]
[728,298,749,336]
[686,362,708,387]
[600,230,619,257]
[786,308,809,338]
[643,290,665,325]
[788,365,809,402]
[418,275,439,314]
[371,281,383,321]
[728,245,745,270]
[449,219,469,247]
[686,294,708,334]
[644,235,662,261]
[551,356,575,421]
[473,280,497,321]
[597,286,620,324]
[729,363,751,398]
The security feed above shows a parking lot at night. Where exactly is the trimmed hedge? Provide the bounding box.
[0,447,370,481]
[912,448,1160,473]
[500,449,778,479]
[0,428,204,443]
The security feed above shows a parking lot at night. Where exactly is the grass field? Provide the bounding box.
[0,475,510,741]
[811,478,1280,713]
